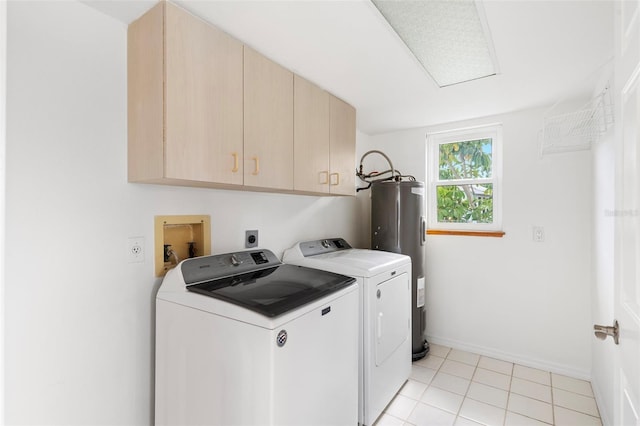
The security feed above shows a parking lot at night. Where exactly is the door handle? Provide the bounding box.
[330,173,340,186]
[231,152,239,173]
[319,171,329,185]
[594,320,619,344]
[252,156,260,176]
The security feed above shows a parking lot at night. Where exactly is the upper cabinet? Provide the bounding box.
[128,2,244,186]
[294,76,356,196]
[244,47,294,191]
[294,75,331,194]
[128,1,355,196]
[329,96,357,196]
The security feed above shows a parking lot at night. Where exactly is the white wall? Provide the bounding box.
[4,2,365,424]
[0,0,6,423]
[362,108,594,378]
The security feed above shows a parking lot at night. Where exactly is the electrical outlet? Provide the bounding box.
[245,230,258,248]
[533,226,545,243]
[127,237,145,263]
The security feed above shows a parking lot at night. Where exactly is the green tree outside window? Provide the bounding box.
[437,139,493,223]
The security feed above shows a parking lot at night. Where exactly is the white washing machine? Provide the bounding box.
[283,238,411,426]
[156,249,359,426]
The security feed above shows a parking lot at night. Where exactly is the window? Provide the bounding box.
[427,124,502,233]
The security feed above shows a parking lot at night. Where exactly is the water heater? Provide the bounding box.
[371,180,429,360]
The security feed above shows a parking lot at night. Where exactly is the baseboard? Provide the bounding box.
[591,376,612,426]
[426,334,591,380]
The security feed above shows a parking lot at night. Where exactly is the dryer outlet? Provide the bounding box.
[246,230,259,248]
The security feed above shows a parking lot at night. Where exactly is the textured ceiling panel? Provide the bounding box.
[372,0,498,87]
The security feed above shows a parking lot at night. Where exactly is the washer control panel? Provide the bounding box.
[181,249,281,285]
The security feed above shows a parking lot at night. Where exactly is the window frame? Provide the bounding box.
[426,123,503,232]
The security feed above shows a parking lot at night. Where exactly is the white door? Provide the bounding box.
[375,273,410,366]
[616,1,640,424]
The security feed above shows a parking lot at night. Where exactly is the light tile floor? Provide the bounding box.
[376,344,602,426]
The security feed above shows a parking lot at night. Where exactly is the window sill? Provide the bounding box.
[426,229,505,238]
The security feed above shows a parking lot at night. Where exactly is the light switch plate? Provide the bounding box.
[533,226,545,242]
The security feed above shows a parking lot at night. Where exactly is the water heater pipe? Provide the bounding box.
[358,150,397,181]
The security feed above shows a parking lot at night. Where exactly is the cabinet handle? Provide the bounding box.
[231,153,239,173]
[319,171,329,184]
[330,173,340,186]
[252,157,260,175]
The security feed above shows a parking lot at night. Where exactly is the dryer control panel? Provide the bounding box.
[299,238,352,257]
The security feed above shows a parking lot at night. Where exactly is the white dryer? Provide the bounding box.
[283,238,411,426]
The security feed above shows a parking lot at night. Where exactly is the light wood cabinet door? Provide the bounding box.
[329,95,356,196]
[244,47,294,190]
[128,2,164,182]
[164,2,243,185]
[128,2,243,186]
[294,75,330,193]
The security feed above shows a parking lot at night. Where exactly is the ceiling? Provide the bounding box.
[83,0,614,135]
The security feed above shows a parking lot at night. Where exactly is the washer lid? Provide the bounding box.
[187,264,355,317]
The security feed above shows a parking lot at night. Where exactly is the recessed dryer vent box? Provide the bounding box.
[154,215,211,277]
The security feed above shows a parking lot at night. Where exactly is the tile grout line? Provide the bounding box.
[504,361,514,426]
[550,371,556,426]
[447,349,470,423]
[508,366,555,425]
[400,350,445,425]
[551,377,603,422]
[423,347,463,423]
[452,350,476,424]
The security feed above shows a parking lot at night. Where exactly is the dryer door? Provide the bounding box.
[375,273,410,366]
